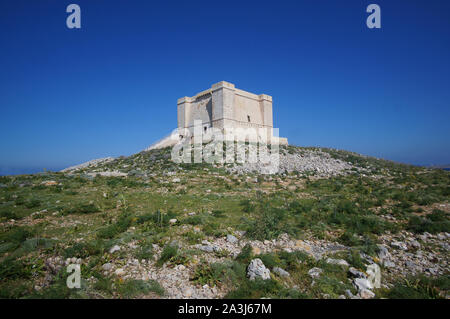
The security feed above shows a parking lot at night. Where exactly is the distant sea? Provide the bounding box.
[444,168,450,171]
[0,167,63,176]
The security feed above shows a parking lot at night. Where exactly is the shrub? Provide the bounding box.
[313,275,351,298]
[183,231,204,244]
[288,199,314,214]
[117,279,165,298]
[239,199,255,213]
[245,207,288,241]
[64,190,79,196]
[212,210,225,218]
[428,209,448,222]
[183,215,204,226]
[407,210,450,234]
[214,248,230,258]
[25,198,41,209]
[137,210,177,227]
[26,269,85,299]
[14,196,26,206]
[134,243,153,260]
[21,238,56,252]
[382,275,448,299]
[338,231,361,246]
[235,244,253,264]
[346,249,366,269]
[203,222,225,237]
[359,235,379,256]
[0,280,31,298]
[97,213,132,239]
[225,278,284,299]
[259,253,280,269]
[1,226,34,245]
[0,210,18,220]
[278,250,310,271]
[192,260,246,288]
[0,242,17,254]
[64,203,99,215]
[63,240,104,259]
[93,277,114,295]
[191,263,219,287]
[0,257,31,280]
[192,261,245,287]
[156,244,178,267]
[328,207,395,236]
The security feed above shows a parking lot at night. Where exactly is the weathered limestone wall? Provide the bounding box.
[177,92,212,129]
[234,90,264,126]
[177,81,287,144]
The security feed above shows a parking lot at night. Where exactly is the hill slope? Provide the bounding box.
[0,145,449,299]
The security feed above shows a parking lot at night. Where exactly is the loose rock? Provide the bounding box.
[348,267,367,279]
[109,245,121,254]
[353,278,373,291]
[226,234,238,244]
[366,264,381,289]
[308,267,323,278]
[359,289,375,299]
[102,263,113,271]
[273,267,290,277]
[247,259,270,280]
[325,258,349,267]
[115,268,125,276]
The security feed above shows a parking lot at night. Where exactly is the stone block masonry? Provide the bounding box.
[177,81,288,145]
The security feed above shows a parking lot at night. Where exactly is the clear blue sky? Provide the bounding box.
[1,0,449,175]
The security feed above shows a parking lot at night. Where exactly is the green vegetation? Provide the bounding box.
[116,279,165,298]
[379,275,449,299]
[97,212,133,239]
[0,146,448,299]
[63,203,99,215]
[407,209,450,234]
[157,244,179,266]
[222,248,352,299]
[63,240,105,259]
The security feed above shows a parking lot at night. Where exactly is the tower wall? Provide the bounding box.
[176,81,287,144]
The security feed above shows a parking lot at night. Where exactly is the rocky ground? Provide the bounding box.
[61,145,363,178]
[38,229,450,299]
[0,145,448,299]
[225,148,358,176]
[60,157,115,173]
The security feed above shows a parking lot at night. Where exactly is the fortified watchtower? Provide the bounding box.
[177,81,288,145]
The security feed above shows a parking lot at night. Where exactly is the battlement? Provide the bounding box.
[177,81,287,145]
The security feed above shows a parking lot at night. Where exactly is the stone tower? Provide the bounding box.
[177,81,287,145]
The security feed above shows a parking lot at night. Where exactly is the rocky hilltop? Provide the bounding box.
[61,144,371,177]
[0,145,449,299]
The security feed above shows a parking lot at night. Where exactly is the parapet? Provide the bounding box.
[258,94,272,102]
[211,81,235,91]
[177,96,193,104]
[179,81,272,103]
